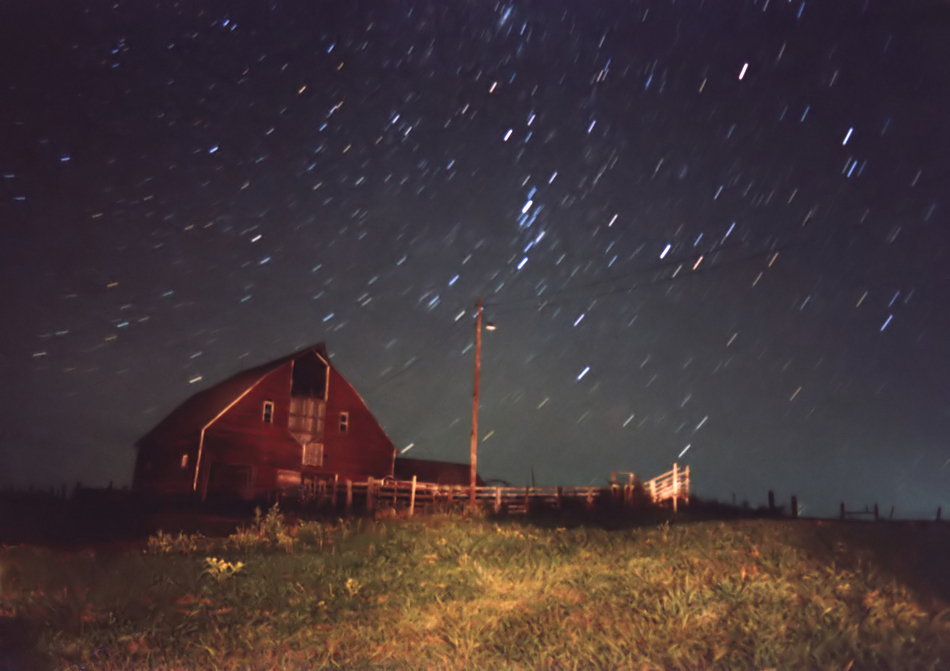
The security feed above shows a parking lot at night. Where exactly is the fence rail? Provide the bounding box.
[300,463,690,517]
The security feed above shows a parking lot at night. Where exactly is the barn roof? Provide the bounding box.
[394,456,484,486]
[138,343,330,447]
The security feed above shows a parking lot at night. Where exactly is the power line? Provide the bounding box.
[484,219,873,311]
[366,313,469,395]
[365,245,511,397]
[365,218,874,398]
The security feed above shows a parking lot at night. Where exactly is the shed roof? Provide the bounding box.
[137,343,329,447]
[394,456,484,486]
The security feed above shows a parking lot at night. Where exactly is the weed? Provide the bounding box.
[202,557,245,583]
[146,529,204,555]
[222,503,296,554]
[344,577,362,597]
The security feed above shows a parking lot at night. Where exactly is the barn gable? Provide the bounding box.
[133,343,397,500]
[138,344,330,447]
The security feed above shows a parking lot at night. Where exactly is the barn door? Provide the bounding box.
[288,396,326,445]
[207,463,252,495]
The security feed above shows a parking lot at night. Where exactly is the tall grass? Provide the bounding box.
[1,509,948,669]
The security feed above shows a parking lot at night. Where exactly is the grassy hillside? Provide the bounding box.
[2,508,949,669]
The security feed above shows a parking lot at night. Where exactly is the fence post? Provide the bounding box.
[768,490,775,514]
[494,487,502,514]
[889,505,894,520]
[409,476,417,518]
[672,462,679,513]
[650,480,657,502]
[556,486,562,509]
[331,474,339,508]
[791,495,798,519]
[873,503,879,522]
[840,501,845,520]
[346,480,353,516]
[366,477,375,511]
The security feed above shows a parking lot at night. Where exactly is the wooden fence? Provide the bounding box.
[839,502,915,522]
[644,463,689,512]
[302,464,690,517]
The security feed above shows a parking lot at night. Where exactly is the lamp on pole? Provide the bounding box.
[470,299,495,506]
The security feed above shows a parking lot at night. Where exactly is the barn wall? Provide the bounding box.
[203,363,304,496]
[134,348,397,500]
[133,436,199,495]
[322,367,395,482]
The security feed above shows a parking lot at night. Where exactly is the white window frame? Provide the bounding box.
[339,411,349,433]
[180,453,189,469]
[263,400,275,424]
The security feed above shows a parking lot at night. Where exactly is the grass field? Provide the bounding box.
[2,506,949,669]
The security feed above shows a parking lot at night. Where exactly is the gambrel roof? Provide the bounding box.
[137,343,330,446]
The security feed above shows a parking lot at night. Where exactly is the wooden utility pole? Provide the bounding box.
[470,299,483,506]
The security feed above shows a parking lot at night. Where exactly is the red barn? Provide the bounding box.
[133,343,397,500]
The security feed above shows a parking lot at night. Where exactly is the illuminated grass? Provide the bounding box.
[2,513,949,669]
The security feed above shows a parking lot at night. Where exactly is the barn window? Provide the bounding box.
[302,442,324,467]
[180,453,189,469]
[263,401,274,424]
[339,412,349,433]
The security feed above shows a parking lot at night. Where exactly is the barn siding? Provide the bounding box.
[133,436,198,495]
[322,367,395,481]
[199,358,394,495]
[134,344,398,500]
[203,363,302,496]
[211,363,293,440]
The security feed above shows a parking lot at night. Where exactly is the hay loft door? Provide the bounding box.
[289,351,328,466]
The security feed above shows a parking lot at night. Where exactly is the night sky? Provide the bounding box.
[3,0,949,518]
